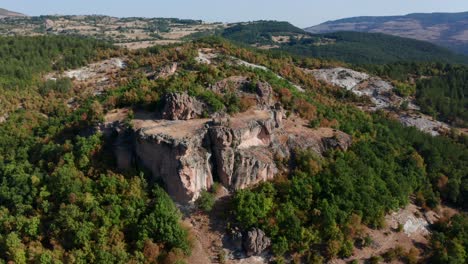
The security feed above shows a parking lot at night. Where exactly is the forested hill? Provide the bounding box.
[305,12,468,55]
[0,35,466,263]
[221,21,468,65]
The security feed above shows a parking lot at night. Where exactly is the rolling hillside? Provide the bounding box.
[305,12,468,54]
[222,21,468,65]
[0,8,25,18]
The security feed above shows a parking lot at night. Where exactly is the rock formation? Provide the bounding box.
[157,62,177,78]
[207,110,281,189]
[161,92,205,120]
[210,77,274,108]
[243,228,271,257]
[310,67,451,136]
[135,128,213,202]
[108,92,352,203]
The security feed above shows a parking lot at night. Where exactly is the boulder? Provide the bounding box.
[44,19,55,30]
[321,132,353,152]
[243,228,271,257]
[161,92,205,120]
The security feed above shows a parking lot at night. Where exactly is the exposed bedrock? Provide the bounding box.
[207,110,281,189]
[210,76,275,108]
[135,128,213,202]
[161,92,205,120]
[111,105,352,203]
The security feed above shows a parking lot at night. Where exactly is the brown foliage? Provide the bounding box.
[143,240,162,264]
[161,248,185,264]
[295,99,317,120]
[239,96,257,112]
[278,88,293,106]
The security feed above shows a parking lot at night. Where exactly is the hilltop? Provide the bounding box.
[305,11,468,54]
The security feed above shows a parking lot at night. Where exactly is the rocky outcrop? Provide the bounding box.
[114,107,352,203]
[243,228,271,257]
[208,110,281,189]
[44,19,55,30]
[322,132,353,152]
[161,92,205,120]
[210,77,274,108]
[310,67,451,136]
[135,126,213,202]
[255,82,274,107]
[158,63,177,78]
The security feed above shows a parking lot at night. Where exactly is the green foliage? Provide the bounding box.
[222,21,304,45]
[298,32,468,65]
[0,36,113,88]
[364,62,468,126]
[393,81,416,97]
[429,214,468,264]
[196,189,216,212]
[139,187,191,255]
[232,184,275,228]
[39,78,73,96]
[222,21,468,65]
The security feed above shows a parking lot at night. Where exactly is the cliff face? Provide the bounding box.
[207,110,281,189]
[109,92,352,203]
[135,130,213,202]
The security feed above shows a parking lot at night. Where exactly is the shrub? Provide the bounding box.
[196,190,216,212]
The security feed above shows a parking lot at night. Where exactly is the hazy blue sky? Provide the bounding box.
[4,0,468,27]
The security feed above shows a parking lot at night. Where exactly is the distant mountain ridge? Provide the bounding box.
[305,12,468,54]
[0,8,26,18]
[222,21,468,65]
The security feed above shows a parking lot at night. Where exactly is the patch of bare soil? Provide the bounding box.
[46,57,126,97]
[182,189,269,264]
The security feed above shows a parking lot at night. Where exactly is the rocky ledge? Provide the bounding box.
[107,93,352,203]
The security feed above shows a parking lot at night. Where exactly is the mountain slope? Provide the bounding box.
[0,8,26,18]
[305,12,468,54]
[221,21,468,65]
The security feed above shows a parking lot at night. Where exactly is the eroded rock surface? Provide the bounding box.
[310,67,450,136]
[135,127,213,202]
[243,228,271,257]
[161,92,206,120]
[107,96,352,203]
[210,76,274,108]
[208,110,281,189]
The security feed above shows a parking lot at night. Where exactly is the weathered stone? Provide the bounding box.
[210,77,274,108]
[158,62,177,78]
[243,228,271,257]
[255,81,274,106]
[123,109,351,203]
[321,131,353,152]
[161,92,205,120]
[208,110,281,189]
[135,128,213,202]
